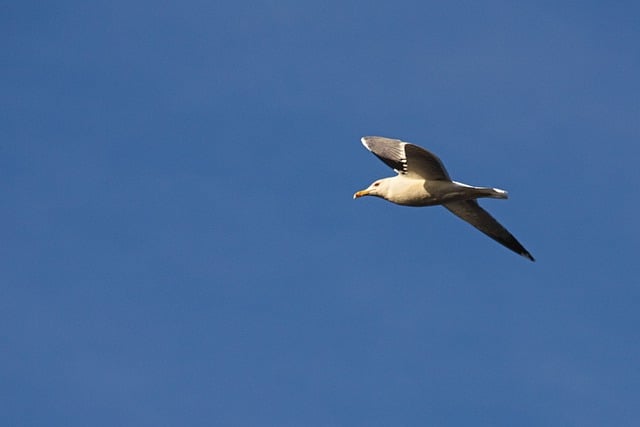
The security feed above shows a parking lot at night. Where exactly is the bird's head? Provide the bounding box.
[353,179,390,199]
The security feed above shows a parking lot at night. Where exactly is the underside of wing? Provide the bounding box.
[443,200,534,261]
[361,136,406,173]
[361,136,450,180]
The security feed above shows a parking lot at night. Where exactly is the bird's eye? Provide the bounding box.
[374,182,380,187]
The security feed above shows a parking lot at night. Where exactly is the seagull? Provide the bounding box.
[354,136,534,261]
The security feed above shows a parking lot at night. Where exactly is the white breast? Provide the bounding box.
[386,176,431,206]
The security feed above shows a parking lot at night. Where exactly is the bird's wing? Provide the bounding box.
[361,136,450,181]
[443,200,534,261]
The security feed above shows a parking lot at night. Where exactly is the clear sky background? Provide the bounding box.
[2,1,639,426]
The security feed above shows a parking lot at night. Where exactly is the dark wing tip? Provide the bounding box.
[443,200,535,262]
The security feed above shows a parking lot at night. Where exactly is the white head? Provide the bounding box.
[353,178,392,200]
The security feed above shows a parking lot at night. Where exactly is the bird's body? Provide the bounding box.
[368,175,508,207]
[354,136,534,261]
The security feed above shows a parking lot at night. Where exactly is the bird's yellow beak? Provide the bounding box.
[353,189,369,199]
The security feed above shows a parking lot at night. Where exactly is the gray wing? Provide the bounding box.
[443,200,534,261]
[361,136,450,181]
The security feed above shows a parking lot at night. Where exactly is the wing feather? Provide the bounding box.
[361,136,450,180]
[443,200,534,261]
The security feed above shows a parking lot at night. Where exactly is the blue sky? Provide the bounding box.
[2,1,639,426]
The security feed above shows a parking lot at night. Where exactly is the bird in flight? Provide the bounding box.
[354,136,534,261]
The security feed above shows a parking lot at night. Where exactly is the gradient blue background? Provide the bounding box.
[3,1,639,426]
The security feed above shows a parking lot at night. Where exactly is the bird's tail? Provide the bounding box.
[480,187,509,199]
[451,181,509,200]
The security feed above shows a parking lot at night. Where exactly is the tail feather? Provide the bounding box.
[488,187,508,199]
[451,181,508,200]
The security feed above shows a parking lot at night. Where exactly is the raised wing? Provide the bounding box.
[443,200,534,261]
[361,136,450,181]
